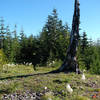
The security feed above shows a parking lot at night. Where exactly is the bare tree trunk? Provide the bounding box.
[54,0,81,74]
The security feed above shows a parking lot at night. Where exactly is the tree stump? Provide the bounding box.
[53,0,82,74]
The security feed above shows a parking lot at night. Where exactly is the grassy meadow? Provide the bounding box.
[0,64,100,100]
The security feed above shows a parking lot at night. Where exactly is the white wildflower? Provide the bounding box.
[52,61,55,64]
[29,63,32,66]
[66,84,73,94]
[45,87,47,90]
[48,98,52,100]
[81,73,86,81]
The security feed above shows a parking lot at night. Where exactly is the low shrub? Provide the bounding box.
[0,49,7,73]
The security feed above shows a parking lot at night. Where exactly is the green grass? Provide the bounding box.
[0,64,100,100]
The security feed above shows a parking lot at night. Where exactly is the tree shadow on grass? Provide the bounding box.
[0,68,73,81]
[0,70,59,81]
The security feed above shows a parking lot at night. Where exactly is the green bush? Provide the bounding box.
[72,95,90,100]
[53,60,62,68]
[0,82,18,94]
[41,92,54,100]
[89,61,100,74]
[78,60,86,71]
[89,49,100,74]
[41,92,61,100]
[47,59,62,68]
[0,49,7,73]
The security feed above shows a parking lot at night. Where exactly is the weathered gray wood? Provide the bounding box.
[57,0,81,73]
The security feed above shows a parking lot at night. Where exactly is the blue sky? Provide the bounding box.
[0,0,100,41]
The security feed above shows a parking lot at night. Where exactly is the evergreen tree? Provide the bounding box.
[81,32,88,54]
[10,25,20,62]
[3,25,12,62]
[0,17,6,49]
[40,9,70,62]
[18,27,28,63]
[78,32,94,70]
[90,46,100,74]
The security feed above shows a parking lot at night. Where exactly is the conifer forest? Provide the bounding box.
[0,0,100,100]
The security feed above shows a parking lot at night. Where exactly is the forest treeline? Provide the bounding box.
[0,9,100,74]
